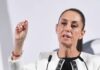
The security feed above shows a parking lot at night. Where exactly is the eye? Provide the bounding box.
[71,21,78,28]
[61,22,67,25]
[71,24,78,28]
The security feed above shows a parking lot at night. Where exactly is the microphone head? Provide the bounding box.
[48,55,52,62]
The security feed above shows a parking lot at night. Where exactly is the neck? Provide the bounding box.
[58,44,80,58]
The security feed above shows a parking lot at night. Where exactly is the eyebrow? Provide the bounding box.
[61,18,68,22]
[72,21,78,24]
[61,18,79,23]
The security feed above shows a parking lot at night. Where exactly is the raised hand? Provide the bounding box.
[15,20,28,43]
[12,20,28,59]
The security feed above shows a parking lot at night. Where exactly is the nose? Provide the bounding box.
[64,24,72,32]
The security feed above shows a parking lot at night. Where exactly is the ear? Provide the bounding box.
[56,24,58,33]
[79,30,85,39]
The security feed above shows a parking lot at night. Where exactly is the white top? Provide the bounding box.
[9,51,100,70]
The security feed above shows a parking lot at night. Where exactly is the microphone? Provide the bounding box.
[46,55,52,70]
[48,55,52,62]
[79,56,88,70]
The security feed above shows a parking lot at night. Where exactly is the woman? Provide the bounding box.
[9,8,100,70]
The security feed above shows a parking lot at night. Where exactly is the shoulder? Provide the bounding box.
[81,52,100,69]
[81,52,100,63]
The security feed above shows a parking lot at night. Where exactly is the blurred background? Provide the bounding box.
[0,0,100,70]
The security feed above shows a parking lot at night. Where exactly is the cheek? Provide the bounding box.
[57,26,63,34]
[72,29,81,38]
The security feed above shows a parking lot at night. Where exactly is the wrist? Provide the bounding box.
[12,51,22,57]
[11,51,22,60]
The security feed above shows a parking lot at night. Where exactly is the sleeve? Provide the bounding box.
[8,56,37,70]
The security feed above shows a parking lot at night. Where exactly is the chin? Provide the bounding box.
[61,41,72,47]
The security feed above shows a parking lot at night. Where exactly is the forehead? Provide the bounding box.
[60,10,82,22]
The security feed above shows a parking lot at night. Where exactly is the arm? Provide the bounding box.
[12,20,28,60]
[9,20,35,70]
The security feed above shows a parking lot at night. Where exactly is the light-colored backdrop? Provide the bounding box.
[0,0,100,70]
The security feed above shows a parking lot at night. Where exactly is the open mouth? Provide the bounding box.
[62,33,72,39]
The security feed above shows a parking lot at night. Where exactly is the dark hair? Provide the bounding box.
[58,8,85,52]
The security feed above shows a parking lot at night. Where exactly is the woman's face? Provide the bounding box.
[56,11,85,48]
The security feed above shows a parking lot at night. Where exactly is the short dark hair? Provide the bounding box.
[58,8,85,52]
